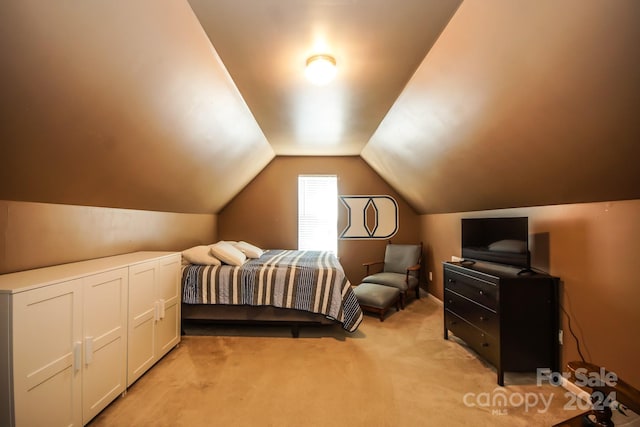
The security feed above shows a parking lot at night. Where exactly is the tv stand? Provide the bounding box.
[443,261,559,386]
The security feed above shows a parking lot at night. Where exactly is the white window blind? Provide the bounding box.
[298,175,338,254]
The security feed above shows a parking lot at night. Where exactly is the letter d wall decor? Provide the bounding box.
[339,195,398,239]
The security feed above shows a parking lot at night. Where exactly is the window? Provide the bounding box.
[298,175,338,254]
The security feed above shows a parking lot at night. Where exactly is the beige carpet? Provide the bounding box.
[89,294,585,426]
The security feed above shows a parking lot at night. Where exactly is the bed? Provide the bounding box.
[181,249,363,336]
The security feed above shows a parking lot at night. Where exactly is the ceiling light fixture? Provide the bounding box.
[305,54,337,85]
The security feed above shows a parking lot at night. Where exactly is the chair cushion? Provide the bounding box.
[362,272,418,291]
[353,283,400,309]
[384,244,421,274]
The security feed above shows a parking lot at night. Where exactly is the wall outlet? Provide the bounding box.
[429,271,433,281]
[558,329,563,345]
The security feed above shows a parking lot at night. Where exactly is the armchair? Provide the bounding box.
[362,241,422,309]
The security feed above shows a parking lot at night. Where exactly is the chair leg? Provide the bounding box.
[399,292,405,309]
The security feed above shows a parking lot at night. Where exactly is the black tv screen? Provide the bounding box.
[461,217,530,269]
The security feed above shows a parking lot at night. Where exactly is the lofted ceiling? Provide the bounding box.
[188,0,461,155]
[362,0,640,213]
[1,0,639,215]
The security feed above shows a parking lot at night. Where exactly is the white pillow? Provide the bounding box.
[233,241,264,259]
[182,245,222,266]
[210,241,247,266]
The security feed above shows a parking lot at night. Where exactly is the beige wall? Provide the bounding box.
[218,156,422,285]
[6,169,637,390]
[421,199,640,389]
[0,200,217,274]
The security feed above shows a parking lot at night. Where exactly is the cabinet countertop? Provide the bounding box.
[0,251,180,294]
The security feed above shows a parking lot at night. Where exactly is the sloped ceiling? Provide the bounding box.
[187,0,462,155]
[1,0,639,215]
[0,0,274,214]
[362,0,640,213]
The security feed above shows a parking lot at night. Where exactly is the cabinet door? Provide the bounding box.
[82,268,128,424]
[155,254,181,358]
[12,279,83,427]
[127,260,157,386]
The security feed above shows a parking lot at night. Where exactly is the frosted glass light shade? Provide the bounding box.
[305,54,337,85]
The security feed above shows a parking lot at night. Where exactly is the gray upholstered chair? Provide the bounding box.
[362,242,422,308]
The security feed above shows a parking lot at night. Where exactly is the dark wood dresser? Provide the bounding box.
[443,261,559,386]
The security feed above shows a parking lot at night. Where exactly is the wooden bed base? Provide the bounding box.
[181,303,336,338]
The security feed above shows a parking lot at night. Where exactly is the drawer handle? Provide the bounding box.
[482,342,489,348]
[479,290,484,296]
[479,316,486,321]
[448,300,453,305]
[448,278,455,284]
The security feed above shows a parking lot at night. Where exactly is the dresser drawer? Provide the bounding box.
[444,289,499,338]
[445,311,499,367]
[444,269,498,311]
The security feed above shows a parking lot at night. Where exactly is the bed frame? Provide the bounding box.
[181,303,336,338]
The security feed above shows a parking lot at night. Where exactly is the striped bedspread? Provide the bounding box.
[182,250,363,332]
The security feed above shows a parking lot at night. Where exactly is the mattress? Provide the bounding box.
[182,250,363,332]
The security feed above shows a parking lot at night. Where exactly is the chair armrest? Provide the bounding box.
[363,260,384,276]
[404,264,421,284]
[362,261,384,267]
[405,264,421,279]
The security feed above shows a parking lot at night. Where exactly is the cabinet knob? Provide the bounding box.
[479,290,484,296]
[448,278,455,283]
[482,342,489,348]
[479,316,486,321]
[448,300,453,305]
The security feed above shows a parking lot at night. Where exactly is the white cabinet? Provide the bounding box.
[127,254,181,387]
[12,278,83,427]
[0,252,180,427]
[9,268,127,426]
[155,255,181,357]
[81,268,128,424]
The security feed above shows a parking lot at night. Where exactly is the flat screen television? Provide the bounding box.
[461,217,530,269]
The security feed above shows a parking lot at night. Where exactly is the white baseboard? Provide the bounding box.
[560,376,635,416]
[560,376,591,403]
